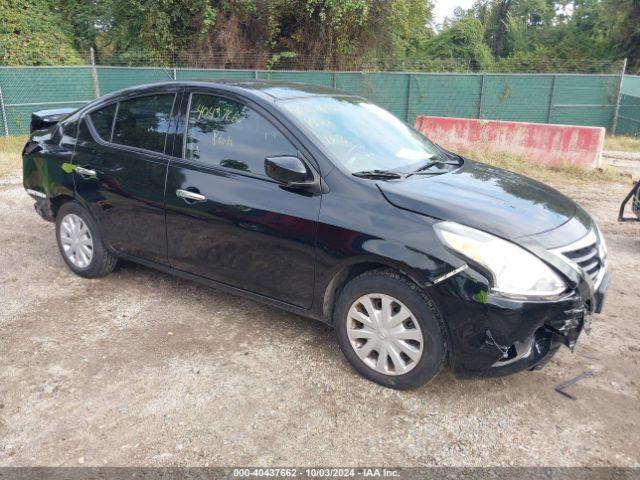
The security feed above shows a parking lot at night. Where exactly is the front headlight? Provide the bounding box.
[434,221,566,297]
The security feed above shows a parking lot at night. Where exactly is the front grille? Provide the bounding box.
[554,231,605,285]
[562,241,602,282]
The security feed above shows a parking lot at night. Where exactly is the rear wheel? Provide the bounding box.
[55,202,117,278]
[334,270,447,389]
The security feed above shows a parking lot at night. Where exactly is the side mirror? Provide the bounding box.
[265,156,310,185]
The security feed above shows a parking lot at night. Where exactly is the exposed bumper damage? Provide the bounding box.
[31,196,56,222]
[431,268,610,378]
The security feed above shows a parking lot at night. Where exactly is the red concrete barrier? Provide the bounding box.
[414,115,605,168]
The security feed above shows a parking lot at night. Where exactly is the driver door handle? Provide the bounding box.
[176,189,207,202]
[74,165,97,176]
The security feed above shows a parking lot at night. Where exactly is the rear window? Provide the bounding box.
[112,94,175,153]
[89,103,116,141]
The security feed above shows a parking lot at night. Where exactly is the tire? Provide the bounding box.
[334,269,447,390]
[55,201,117,278]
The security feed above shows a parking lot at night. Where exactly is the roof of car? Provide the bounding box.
[108,79,353,102]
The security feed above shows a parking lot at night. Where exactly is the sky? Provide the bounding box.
[433,0,476,24]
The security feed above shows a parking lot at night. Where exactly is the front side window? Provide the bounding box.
[280,96,447,173]
[89,103,117,141]
[185,93,296,175]
[112,94,175,153]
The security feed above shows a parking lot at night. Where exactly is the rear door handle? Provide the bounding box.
[176,189,207,203]
[75,166,97,177]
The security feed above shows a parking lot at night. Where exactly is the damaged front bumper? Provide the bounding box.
[431,268,610,378]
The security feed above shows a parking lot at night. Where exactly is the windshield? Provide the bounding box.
[280,96,447,173]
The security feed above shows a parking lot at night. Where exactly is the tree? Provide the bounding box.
[375,0,435,66]
[470,0,554,57]
[447,0,638,73]
[2,0,638,72]
[268,0,434,69]
[72,0,434,70]
[106,0,217,64]
[424,17,494,71]
[0,0,83,65]
[592,0,640,73]
[51,0,111,54]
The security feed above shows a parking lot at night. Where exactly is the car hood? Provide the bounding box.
[378,159,579,240]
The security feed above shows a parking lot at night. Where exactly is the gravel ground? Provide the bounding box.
[0,168,639,467]
[604,151,640,178]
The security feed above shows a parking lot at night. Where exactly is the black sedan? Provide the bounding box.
[22,80,609,389]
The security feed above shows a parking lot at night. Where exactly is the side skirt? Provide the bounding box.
[114,251,328,325]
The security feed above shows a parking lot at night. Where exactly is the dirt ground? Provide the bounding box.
[1,164,639,467]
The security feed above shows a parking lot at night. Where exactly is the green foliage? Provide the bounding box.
[424,18,494,71]
[268,0,433,68]
[461,0,554,58]
[50,0,111,52]
[1,0,434,68]
[1,0,639,73]
[267,51,298,69]
[0,0,83,65]
[491,46,556,72]
[452,0,639,73]
[108,0,217,57]
[378,0,435,65]
[274,0,377,66]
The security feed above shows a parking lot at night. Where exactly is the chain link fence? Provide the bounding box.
[0,53,637,137]
[617,75,640,136]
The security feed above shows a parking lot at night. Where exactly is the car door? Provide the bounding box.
[72,89,181,264]
[164,91,321,308]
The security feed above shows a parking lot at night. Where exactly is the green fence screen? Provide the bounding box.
[617,75,640,136]
[1,66,638,137]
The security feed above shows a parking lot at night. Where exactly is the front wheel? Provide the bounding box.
[334,270,447,390]
[55,202,117,278]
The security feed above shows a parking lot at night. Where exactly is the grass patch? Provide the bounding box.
[458,147,628,186]
[0,135,27,179]
[604,135,640,152]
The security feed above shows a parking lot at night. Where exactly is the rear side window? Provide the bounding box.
[51,118,79,145]
[185,93,296,175]
[89,103,116,141]
[112,94,175,153]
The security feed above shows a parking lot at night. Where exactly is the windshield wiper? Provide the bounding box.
[447,151,465,164]
[413,160,461,173]
[406,158,463,177]
[352,156,464,180]
[352,170,404,180]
